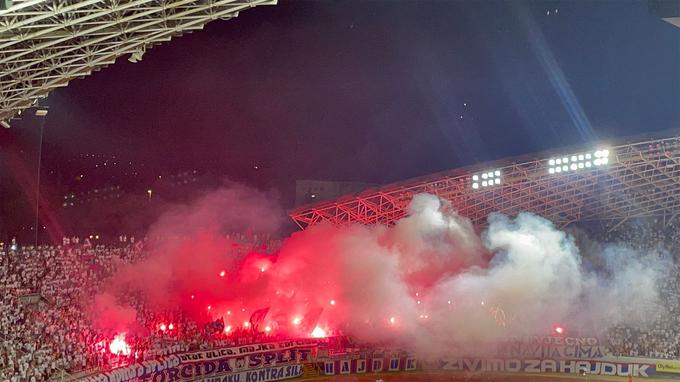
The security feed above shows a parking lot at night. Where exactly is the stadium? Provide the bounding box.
[2,1,680,382]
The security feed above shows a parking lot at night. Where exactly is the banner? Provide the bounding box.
[501,344,607,359]
[82,340,318,382]
[179,339,317,362]
[320,357,417,376]
[656,360,680,374]
[434,358,655,377]
[191,365,303,382]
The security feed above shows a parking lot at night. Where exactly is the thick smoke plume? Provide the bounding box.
[92,188,667,356]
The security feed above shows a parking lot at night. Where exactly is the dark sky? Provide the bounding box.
[30,0,680,202]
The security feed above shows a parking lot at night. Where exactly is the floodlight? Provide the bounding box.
[549,168,555,174]
[482,181,487,187]
[549,159,555,166]
[594,151,601,158]
[482,173,487,179]
[556,158,562,165]
[494,178,501,185]
[585,153,591,159]
[585,161,591,167]
[570,164,577,171]
[562,165,568,171]
[571,156,577,162]
[594,159,601,166]
[494,170,501,177]
[472,175,479,181]
[601,157,608,165]
[578,154,584,161]
[578,163,584,169]
[555,167,561,173]
[487,171,494,178]
[602,149,609,157]
[562,157,568,163]
[472,183,479,189]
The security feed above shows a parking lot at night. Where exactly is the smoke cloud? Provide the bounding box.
[92,189,667,356]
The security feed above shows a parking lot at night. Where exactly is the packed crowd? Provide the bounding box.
[0,233,281,382]
[595,218,680,359]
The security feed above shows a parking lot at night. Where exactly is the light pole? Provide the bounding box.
[34,107,48,246]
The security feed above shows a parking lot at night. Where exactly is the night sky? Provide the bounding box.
[6,0,680,208]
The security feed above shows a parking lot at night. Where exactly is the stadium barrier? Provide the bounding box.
[77,339,680,382]
[79,339,318,382]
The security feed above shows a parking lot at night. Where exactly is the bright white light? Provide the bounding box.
[549,168,555,174]
[330,299,336,306]
[594,159,601,166]
[292,317,302,326]
[602,149,609,157]
[494,170,500,177]
[472,175,479,181]
[225,325,232,333]
[585,153,592,159]
[556,158,562,165]
[578,163,584,169]
[487,171,494,178]
[562,165,568,171]
[482,181,487,187]
[571,155,577,162]
[570,164,577,171]
[264,326,272,333]
[482,173,488,179]
[555,167,562,173]
[562,157,569,163]
[472,183,479,189]
[549,159,555,166]
[311,327,327,338]
[494,178,501,185]
[389,317,396,324]
[585,161,592,167]
[601,157,608,165]
[578,154,584,161]
[109,334,131,355]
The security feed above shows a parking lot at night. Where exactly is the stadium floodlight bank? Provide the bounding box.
[290,133,680,230]
[548,149,609,174]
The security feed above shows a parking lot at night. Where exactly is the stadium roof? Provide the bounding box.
[290,131,680,231]
[0,0,277,124]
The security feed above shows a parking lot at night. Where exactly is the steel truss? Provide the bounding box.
[0,0,276,123]
[290,134,680,230]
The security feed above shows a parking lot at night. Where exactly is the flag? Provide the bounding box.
[249,307,270,331]
[301,307,324,333]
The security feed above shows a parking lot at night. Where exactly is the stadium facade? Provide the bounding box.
[290,132,680,231]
